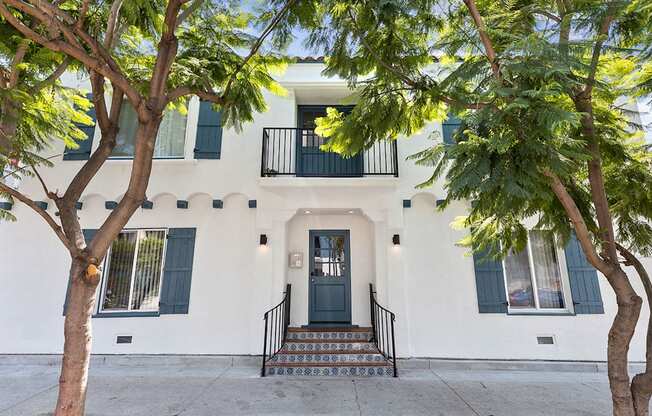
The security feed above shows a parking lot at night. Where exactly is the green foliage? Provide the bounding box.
[304,0,652,257]
[1,0,310,220]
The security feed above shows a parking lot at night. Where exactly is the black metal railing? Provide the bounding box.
[261,128,399,177]
[369,283,398,377]
[261,284,291,377]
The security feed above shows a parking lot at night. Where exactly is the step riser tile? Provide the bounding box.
[284,342,375,352]
[265,366,393,377]
[270,354,387,364]
[286,332,372,341]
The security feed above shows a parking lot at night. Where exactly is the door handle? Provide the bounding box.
[311,278,315,283]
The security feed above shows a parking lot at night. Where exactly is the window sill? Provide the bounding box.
[105,158,196,164]
[93,311,160,318]
[507,310,575,317]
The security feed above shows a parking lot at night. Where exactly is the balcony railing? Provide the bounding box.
[261,128,398,177]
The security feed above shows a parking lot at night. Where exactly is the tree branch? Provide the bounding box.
[62,78,122,205]
[462,0,501,80]
[543,169,612,273]
[31,165,57,200]
[176,0,202,28]
[0,0,143,111]
[0,181,75,252]
[617,243,652,368]
[583,3,617,96]
[149,0,183,103]
[8,38,30,88]
[219,0,297,100]
[104,0,123,49]
[166,86,225,104]
[29,56,71,93]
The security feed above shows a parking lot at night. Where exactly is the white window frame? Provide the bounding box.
[97,228,168,314]
[502,230,573,314]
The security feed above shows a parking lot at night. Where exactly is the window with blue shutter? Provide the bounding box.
[564,233,604,314]
[473,249,509,313]
[63,229,97,315]
[442,115,462,145]
[194,101,222,159]
[63,95,96,160]
[159,228,196,314]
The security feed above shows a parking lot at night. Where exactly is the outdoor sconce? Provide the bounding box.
[260,234,268,246]
[392,234,400,245]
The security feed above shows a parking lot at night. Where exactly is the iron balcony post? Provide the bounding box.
[261,130,267,177]
[392,140,399,177]
[261,312,269,377]
[369,284,376,343]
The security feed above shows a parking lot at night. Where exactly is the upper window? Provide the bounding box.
[112,103,187,159]
[503,230,568,311]
[99,229,167,313]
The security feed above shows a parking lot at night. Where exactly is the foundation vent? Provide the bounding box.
[536,336,555,345]
[116,335,133,344]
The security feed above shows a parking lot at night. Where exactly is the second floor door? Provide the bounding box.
[297,106,363,177]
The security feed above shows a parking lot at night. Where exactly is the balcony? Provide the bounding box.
[261,128,398,178]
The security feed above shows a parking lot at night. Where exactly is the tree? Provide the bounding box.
[305,1,652,415]
[0,20,90,221]
[0,0,313,414]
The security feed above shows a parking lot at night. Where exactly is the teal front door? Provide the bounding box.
[309,230,352,324]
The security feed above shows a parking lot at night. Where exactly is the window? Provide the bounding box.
[112,102,187,158]
[503,230,567,311]
[312,235,345,277]
[99,229,167,313]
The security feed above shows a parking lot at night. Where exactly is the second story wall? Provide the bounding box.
[12,64,452,210]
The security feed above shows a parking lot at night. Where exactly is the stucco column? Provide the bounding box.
[249,208,294,354]
[367,208,411,358]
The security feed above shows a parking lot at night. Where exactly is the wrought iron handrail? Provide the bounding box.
[261,284,291,377]
[261,127,399,177]
[369,283,398,377]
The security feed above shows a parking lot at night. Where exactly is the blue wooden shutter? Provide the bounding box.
[64,95,96,160]
[564,233,604,314]
[442,115,462,145]
[63,229,97,315]
[194,101,222,159]
[473,250,508,313]
[159,228,196,314]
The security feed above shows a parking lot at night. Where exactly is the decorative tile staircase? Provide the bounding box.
[260,284,397,377]
[264,327,395,377]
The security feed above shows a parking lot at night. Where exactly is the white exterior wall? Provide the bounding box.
[0,63,650,361]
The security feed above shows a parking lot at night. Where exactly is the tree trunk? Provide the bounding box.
[607,268,643,416]
[54,258,100,416]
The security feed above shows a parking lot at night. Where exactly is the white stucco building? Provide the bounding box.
[1,61,650,375]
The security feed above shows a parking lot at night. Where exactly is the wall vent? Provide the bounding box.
[537,336,554,345]
[116,335,133,344]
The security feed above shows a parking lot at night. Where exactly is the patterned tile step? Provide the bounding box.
[286,331,372,341]
[288,327,373,332]
[269,352,388,364]
[284,341,376,352]
[265,364,394,377]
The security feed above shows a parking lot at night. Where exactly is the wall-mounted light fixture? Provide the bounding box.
[260,234,268,246]
[392,234,400,245]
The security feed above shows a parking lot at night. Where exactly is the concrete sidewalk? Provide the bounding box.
[0,357,614,416]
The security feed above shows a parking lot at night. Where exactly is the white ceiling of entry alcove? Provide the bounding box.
[290,85,357,105]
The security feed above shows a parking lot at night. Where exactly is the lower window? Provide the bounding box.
[99,229,167,313]
[503,230,567,311]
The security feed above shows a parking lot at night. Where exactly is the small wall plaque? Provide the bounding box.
[289,252,303,268]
